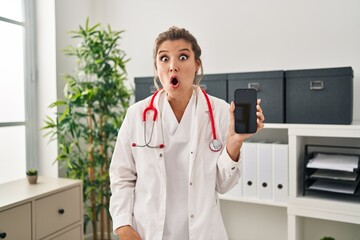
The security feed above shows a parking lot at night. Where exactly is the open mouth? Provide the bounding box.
[170,76,179,87]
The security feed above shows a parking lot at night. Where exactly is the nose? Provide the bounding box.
[169,60,179,72]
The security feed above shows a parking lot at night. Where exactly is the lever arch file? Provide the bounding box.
[273,143,289,202]
[242,142,258,198]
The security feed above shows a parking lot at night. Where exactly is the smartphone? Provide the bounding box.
[234,88,257,134]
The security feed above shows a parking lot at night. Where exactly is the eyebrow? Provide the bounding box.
[158,48,191,55]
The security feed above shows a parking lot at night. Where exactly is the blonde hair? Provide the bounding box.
[153,26,204,89]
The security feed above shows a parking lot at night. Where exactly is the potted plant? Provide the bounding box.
[26,168,38,184]
[42,18,132,240]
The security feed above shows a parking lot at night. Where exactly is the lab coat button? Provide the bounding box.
[190,214,195,218]
[231,167,235,170]
[190,182,192,186]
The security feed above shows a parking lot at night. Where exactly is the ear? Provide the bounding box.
[195,59,201,72]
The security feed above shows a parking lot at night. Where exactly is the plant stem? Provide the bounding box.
[88,107,97,240]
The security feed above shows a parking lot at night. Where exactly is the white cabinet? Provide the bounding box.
[0,177,83,240]
[0,203,32,240]
[220,123,360,240]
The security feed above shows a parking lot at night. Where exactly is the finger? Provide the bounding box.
[257,111,265,122]
[257,117,265,129]
[256,99,263,113]
[229,101,235,133]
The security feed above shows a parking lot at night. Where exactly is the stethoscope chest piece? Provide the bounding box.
[209,139,222,152]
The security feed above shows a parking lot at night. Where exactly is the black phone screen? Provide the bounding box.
[234,88,257,134]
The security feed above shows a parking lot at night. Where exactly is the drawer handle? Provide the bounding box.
[248,82,260,91]
[58,208,65,214]
[0,232,6,239]
[310,80,324,90]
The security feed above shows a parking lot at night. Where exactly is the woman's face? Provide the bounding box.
[155,39,200,101]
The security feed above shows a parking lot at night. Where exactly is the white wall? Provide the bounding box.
[36,0,360,176]
[56,0,360,121]
[36,0,58,177]
[55,0,94,101]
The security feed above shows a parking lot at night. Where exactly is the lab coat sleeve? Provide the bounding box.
[109,107,137,233]
[216,148,242,194]
[215,99,242,194]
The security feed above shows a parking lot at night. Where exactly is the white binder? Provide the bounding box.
[242,142,258,198]
[257,143,273,200]
[272,143,289,202]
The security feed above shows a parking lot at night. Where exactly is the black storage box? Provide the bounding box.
[200,73,228,101]
[227,70,285,123]
[134,77,156,102]
[285,67,353,124]
[135,74,227,102]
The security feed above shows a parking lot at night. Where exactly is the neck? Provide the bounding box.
[167,87,193,122]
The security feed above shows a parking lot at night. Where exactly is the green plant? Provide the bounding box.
[26,168,38,176]
[42,18,132,240]
[321,237,335,240]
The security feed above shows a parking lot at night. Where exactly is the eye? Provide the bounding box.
[160,55,169,62]
[179,54,188,61]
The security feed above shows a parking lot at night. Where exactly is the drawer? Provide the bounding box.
[0,203,32,240]
[42,225,82,240]
[35,186,81,239]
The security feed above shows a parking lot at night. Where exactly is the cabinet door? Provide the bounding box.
[0,203,32,240]
[35,186,81,239]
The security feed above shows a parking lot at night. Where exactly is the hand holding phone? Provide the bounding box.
[234,89,257,134]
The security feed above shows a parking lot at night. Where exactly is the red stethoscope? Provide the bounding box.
[131,88,223,152]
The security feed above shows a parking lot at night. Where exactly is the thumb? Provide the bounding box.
[229,101,235,134]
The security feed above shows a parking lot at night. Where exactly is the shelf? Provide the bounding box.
[222,123,360,240]
[266,122,360,132]
[289,197,360,224]
[219,194,288,208]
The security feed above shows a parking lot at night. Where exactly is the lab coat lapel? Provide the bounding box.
[152,89,166,174]
[189,87,209,178]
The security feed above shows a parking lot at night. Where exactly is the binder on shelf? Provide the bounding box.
[303,145,360,199]
[257,143,273,200]
[273,143,289,202]
[242,142,258,198]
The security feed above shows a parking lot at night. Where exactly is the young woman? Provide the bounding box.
[109,26,265,240]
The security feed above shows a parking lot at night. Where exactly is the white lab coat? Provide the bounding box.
[109,86,241,240]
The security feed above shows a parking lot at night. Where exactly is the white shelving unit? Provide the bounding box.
[220,123,360,240]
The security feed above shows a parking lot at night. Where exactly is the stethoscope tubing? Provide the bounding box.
[200,88,217,141]
[132,87,221,151]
